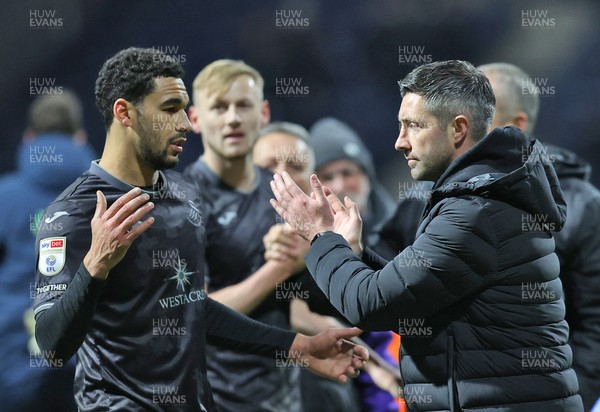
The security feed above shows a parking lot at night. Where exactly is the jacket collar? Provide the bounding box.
[425,126,566,229]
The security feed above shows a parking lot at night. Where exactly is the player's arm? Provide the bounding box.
[205,297,368,383]
[35,188,154,361]
[290,298,336,336]
[290,299,402,387]
[208,225,307,314]
[208,260,296,314]
[35,264,107,361]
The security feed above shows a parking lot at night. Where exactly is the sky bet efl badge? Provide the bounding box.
[38,237,66,276]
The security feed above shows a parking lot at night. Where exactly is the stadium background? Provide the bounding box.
[2,0,599,195]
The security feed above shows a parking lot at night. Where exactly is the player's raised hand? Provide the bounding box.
[83,187,155,279]
[289,327,369,384]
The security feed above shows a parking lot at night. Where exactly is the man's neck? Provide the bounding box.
[99,135,158,187]
[201,151,256,192]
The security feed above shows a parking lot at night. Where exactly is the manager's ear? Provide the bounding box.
[450,114,470,148]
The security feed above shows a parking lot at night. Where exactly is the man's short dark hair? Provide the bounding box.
[398,60,496,140]
[95,47,185,130]
[28,89,83,135]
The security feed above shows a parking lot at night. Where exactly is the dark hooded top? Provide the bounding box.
[544,144,600,411]
[305,127,583,411]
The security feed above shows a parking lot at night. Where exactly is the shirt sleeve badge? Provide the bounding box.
[38,237,67,276]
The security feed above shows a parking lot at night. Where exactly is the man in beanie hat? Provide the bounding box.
[310,117,395,241]
[310,117,403,412]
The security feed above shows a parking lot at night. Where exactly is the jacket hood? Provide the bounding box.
[541,142,591,181]
[18,133,96,191]
[429,126,567,229]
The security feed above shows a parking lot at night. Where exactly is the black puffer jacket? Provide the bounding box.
[544,144,600,411]
[305,127,583,411]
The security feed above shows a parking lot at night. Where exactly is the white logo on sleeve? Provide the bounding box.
[38,237,66,276]
[44,211,70,224]
[187,201,203,227]
[217,211,237,226]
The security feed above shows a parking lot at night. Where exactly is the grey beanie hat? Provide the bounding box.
[309,117,375,179]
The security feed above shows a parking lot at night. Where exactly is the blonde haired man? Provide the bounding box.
[185,60,310,411]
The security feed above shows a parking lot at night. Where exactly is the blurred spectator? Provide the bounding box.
[479,62,600,411]
[255,121,362,412]
[0,90,96,411]
[256,121,406,412]
[310,117,401,412]
[310,117,396,242]
[254,121,314,194]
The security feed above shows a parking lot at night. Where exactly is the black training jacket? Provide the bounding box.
[544,144,600,411]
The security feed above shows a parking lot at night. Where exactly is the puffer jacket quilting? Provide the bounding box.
[305,127,583,411]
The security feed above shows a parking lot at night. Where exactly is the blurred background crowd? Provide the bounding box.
[2,0,599,191]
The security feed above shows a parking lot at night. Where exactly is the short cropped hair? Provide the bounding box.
[399,60,496,140]
[95,47,184,130]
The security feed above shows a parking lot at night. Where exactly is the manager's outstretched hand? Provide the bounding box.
[271,172,363,252]
[270,172,334,241]
[290,327,369,384]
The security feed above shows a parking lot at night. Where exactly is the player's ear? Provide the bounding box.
[188,105,202,134]
[261,100,271,127]
[113,98,135,128]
